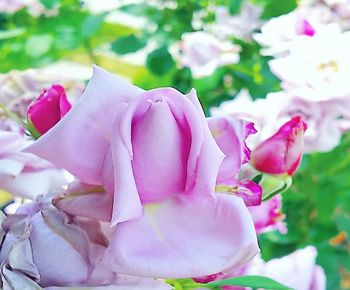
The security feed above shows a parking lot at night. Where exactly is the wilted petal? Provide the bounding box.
[1,265,41,290]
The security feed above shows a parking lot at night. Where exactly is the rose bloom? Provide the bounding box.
[214,2,262,41]
[269,24,350,102]
[253,10,325,57]
[27,84,72,136]
[211,90,349,153]
[27,66,259,279]
[180,31,240,78]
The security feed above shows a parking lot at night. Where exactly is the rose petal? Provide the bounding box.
[25,66,144,185]
[103,194,259,278]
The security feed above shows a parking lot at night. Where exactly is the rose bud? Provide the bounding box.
[251,116,307,176]
[27,84,72,137]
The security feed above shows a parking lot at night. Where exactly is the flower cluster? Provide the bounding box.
[178,2,262,78]
[213,1,350,153]
[0,66,314,289]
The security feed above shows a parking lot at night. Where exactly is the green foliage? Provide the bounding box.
[228,0,244,15]
[259,133,350,290]
[39,0,60,9]
[146,46,175,75]
[166,276,291,290]
[260,0,297,19]
[111,35,146,55]
[208,275,292,289]
[81,13,106,39]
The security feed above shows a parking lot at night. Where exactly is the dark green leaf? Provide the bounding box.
[39,0,59,9]
[207,275,292,289]
[146,47,174,75]
[111,35,146,55]
[252,174,263,184]
[229,0,243,15]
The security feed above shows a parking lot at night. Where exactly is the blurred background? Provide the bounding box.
[1,0,350,289]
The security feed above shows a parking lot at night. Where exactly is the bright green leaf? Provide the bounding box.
[207,275,292,289]
[111,35,146,55]
[25,34,54,58]
[0,28,25,40]
[262,175,292,201]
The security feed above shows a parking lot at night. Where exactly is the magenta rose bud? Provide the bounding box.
[251,116,307,176]
[27,84,72,137]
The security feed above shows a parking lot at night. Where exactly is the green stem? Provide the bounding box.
[0,103,27,129]
[228,64,255,77]
[84,39,99,65]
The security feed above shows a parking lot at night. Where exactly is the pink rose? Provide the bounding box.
[27,84,72,137]
[26,66,259,279]
[248,195,286,234]
[251,116,307,176]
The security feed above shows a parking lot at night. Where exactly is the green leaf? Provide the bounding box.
[252,173,264,184]
[229,0,243,15]
[0,28,25,40]
[119,3,159,17]
[39,0,59,9]
[261,0,297,19]
[262,175,292,201]
[111,35,146,55]
[81,13,106,39]
[26,118,41,140]
[25,34,54,58]
[207,275,292,289]
[146,47,174,75]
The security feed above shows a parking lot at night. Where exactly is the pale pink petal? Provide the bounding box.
[310,266,326,290]
[0,168,68,199]
[208,117,256,183]
[54,181,113,222]
[25,66,144,185]
[45,276,172,290]
[131,96,189,203]
[186,89,225,199]
[103,194,259,278]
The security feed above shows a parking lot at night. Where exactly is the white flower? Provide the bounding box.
[246,247,326,290]
[253,10,329,57]
[180,31,240,78]
[214,2,263,40]
[269,24,350,102]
